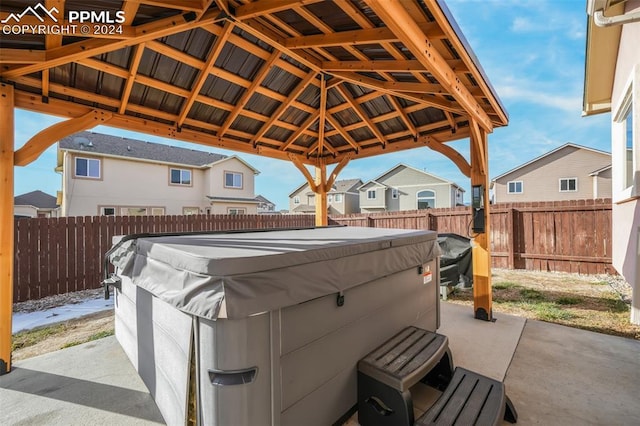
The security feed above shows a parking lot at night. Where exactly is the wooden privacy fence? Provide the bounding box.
[13,214,314,303]
[13,199,613,302]
[332,198,614,275]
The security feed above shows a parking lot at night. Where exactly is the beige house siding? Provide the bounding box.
[62,152,209,216]
[360,165,462,212]
[608,1,640,323]
[359,184,387,212]
[208,158,257,200]
[493,146,611,203]
[289,181,361,214]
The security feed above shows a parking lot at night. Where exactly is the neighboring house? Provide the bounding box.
[256,195,277,214]
[14,190,59,218]
[491,143,612,203]
[358,164,464,213]
[584,1,640,324]
[289,179,362,214]
[57,131,261,217]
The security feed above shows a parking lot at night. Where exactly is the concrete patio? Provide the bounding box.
[1,302,639,425]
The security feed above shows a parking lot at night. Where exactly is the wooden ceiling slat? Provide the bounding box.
[119,43,146,115]
[219,50,281,136]
[0,10,221,79]
[281,111,319,151]
[176,22,234,128]
[325,115,360,152]
[251,71,317,145]
[234,0,323,20]
[335,84,386,148]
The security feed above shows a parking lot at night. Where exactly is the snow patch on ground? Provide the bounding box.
[13,295,113,334]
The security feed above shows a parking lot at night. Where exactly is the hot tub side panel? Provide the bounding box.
[197,314,273,426]
[279,258,439,426]
[114,275,193,426]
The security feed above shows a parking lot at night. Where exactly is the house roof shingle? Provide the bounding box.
[59,131,227,168]
[14,190,57,209]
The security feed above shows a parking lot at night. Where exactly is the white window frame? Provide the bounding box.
[559,178,578,192]
[228,208,246,215]
[612,64,639,202]
[293,196,300,205]
[507,180,523,194]
[120,206,148,216]
[328,194,333,202]
[367,189,376,199]
[182,207,200,215]
[151,207,165,216]
[170,168,192,186]
[101,206,116,216]
[224,171,243,189]
[334,193,342,202]
[391,188,399,199]
[416,189,436,209]
[75,157,101,179]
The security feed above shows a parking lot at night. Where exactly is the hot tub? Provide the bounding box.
[109,226,441,426]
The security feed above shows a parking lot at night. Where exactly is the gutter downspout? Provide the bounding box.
[593,9,640,27]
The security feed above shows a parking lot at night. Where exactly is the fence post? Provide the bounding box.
[508,207,516,269]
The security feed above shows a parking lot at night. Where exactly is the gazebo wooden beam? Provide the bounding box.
[176,21,234,128]
[0,83,14,375]
[14,110,113,166]
[219,50,281,136]
[335,84,388,148]
[13,90,314,165]
[363,0,493,132]
[332,72,463,113]
[118,43,145,115]
[0,10,221,79]
[470,119,493,320]
[424,137,471,177]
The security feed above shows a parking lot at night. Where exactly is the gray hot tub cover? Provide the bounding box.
[109,227,440,320]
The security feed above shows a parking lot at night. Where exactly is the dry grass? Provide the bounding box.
[447,269,640,340]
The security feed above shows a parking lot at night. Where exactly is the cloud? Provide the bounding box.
[496,83,582,112]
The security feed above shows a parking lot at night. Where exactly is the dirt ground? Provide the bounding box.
[11,268,639,361]
[447,269,639,340]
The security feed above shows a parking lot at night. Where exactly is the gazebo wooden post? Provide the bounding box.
[0,83,15,375]
[314,161,328,226]
[470,120,493,321]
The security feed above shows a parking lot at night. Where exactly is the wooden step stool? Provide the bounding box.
[357,327,454,426]
[415,367,518,425]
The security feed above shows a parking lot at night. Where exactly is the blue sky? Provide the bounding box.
[13,0,611,210]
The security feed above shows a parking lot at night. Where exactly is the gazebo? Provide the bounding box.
[0,0,507,375]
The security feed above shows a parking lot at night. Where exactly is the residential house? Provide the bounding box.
[14,190,59,218]
[358,164,464,213]
[491,143,612,203]
[584,0,640,324]
[289,179,362,214]
[256,195,277,214]
[57,131,261,217]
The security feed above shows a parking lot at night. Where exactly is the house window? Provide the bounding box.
[225,172,243,188]
[121,207,148,216]
[391,188,399,199]
[151,207,165,215]
[228,208,245,215]
[170,168,191,185]
[559,178,578,192]
[328,194,333,202]
[417,190,436,209]
[367,190,376,199]
[293,196,300,204]
[101,207,115,216]
[624,104,634,189]
[334,194,342,202]
[183,207,199,215]
[507,181,523,194]
[75,157,100,179]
